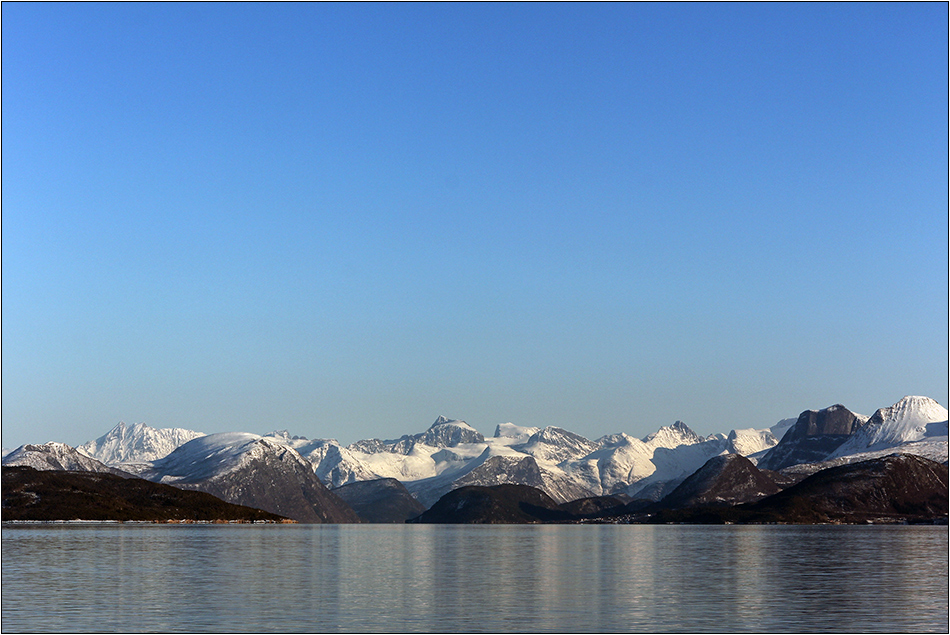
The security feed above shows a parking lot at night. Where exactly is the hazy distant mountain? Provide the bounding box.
[78,421,205,466]
[332,478,426,523]
[2,442,134,478]
[144,433,360,524]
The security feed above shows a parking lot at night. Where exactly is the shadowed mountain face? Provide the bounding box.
[657,454,782,509]
[146,435,361,524]
[332,478,426,523]
[749,454,949,523]
[409,484,571,524]
[640,454,948,525]
[1,467,290,522]
[558,495,628,519]
[757,405,865,471]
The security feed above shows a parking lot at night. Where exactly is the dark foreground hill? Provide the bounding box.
[332,478,426,523]
[656,454,782,509]
[409,484,573,523]
[2,467,291,522]
[642,454,948,524]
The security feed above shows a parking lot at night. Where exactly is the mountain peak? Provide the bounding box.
[430,415,457,429]
[3,442,132,477]
[643,421,702,448]
[78,421,205,466]
[826,395,948,459]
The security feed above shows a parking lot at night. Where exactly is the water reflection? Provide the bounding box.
[2,524,947,633]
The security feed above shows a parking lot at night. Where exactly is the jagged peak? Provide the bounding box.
[429,416,472,430]
[18,441,76,454]
[532,426,593,445]
[643,420,701,446]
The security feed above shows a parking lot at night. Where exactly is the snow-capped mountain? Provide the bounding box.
[516,427,601,464]
[493,423,540,443]
[310,442,382,488]
[57,394,946,517]
[758,396,948,476]
[78,422,205,466]
[828,396,948,459]
[143,433,360,523]
[642,421,705,448]
[346,416,485,456]
[3,442,133,477]
[725,428,779,457]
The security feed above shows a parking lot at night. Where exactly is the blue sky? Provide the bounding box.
[2,3,947,449]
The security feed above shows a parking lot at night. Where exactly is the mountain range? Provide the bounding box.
[3,395,946,524]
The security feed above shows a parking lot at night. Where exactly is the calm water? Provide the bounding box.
[2,523,947,633]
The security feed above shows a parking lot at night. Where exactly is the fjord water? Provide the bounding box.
[2,524,947,633]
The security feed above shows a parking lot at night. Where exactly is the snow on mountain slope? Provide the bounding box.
[642,421,703,449]
[419,416,485,447]
[143,432,360,523]
[78,422,205,466]
[726,428,779,456]
[828,396,948,459]
[627,435,730,495]
[516,427,600,464]
[553,422,746,497]
[563,433,658,496]
[493,422,540,443]
[3,442,133,477]
[770,417,798,441]
[780,436,949,481]
[147,433,291,484]
[344,416,484,456]
[309,443,383,488]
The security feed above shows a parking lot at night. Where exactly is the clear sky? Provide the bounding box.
[2,3,947,449]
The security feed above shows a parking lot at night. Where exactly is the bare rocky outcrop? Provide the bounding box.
[757,405,867,471]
